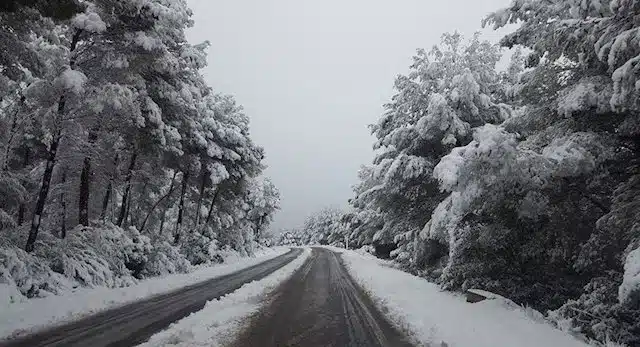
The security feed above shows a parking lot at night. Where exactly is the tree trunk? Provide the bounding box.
[194,173,206,226]
[139,171,178,233]
[204,186,221,226]
[100,154,119,221]
[17,203,26,226]
[130,181,148,227]
[173,170,189,244]
[1,90,27,171]
[254,215,264,240]
[78,158,91,226]
[25,29,83,252]
[158,207,167,235]
[158,171,179,236]
[124,190,133,228]
[17,148,29,225]
[78,130,98,226]
[60,167,67,239]
[25,123,62,252]
[116,150,137,227]
[1,106,21,171]
[101,181,112,220]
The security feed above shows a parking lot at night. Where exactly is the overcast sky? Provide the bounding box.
[186,0,513,232]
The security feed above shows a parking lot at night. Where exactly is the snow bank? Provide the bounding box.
[139,248,312,347]
[333,247,589,347]
[0,247,289,339]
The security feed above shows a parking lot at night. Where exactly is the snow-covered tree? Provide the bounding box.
[0,0,279,302]
[479,1,640,343]
[292,207,347,247]
[350,33,510,266]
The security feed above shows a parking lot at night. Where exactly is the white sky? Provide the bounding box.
[186,0,513,232]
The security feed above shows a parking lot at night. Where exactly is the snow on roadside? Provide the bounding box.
[138,247,312,347]
[0,247,290,340]
[332,246,589,347]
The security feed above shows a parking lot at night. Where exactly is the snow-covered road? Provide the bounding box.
[0,248,302,347]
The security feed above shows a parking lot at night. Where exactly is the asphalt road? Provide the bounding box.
[0,248,303,347]
[231,247,414,347]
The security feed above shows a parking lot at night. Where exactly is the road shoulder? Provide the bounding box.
[337,247,589,347]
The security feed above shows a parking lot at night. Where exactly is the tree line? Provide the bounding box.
[0,0,279,297]
[299,1,640,345]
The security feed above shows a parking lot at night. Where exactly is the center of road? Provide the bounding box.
[231,247,414,347]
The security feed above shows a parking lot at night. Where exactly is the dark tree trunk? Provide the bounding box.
[1,107,21,171]
[1,90,26,172]
[25,29,82,252]
[254,214,264,240]
[158,204,167,235]
[78,130,98,226]
[173,170,189,244]
[100,154,119,221]
[101,181,112,220]
[130,181,148,227]
[194,172,206,226]
[139,171,178,233]
[60,168,67,239]
[204,186,221,226]
[78,158,91,225]
[124,189,133,228]
[25,124,62,252]
[17,148,29,225]
[17,203,26,226]
[116,150,137,227]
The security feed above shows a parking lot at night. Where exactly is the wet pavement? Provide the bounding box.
[230,247,414,347]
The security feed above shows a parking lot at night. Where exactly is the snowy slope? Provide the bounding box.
[333,247,589,347]
[138,247,312,347]
[0,247,289,339]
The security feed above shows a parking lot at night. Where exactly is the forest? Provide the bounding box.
[0,0,279,302]
[2,0,640,345]
[287,1,640,345]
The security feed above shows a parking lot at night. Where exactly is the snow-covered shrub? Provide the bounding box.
[209,243,251,264]
[143,240,191,277]
[0,222,195,304]
[180,230,215,266]
[121,227,153,279]
[550,274,640,346]
[33,224,139,287]
[356,245,376,255]
[0,247,74,300]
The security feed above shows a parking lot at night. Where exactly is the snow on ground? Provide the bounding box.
[0,247,290,339]
[138,247,312,347]
[329,246,589,347]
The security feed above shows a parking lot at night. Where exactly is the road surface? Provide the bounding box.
[231,247,414,347]
[0,248,303,347]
